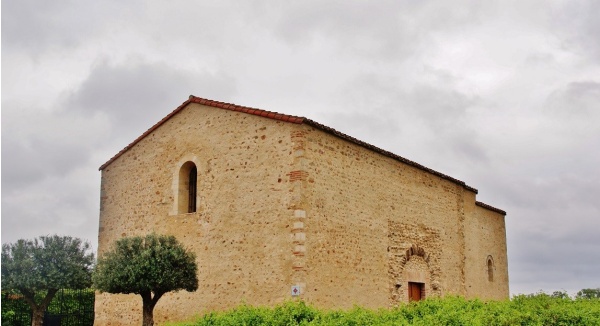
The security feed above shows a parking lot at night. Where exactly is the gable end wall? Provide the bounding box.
[96,104,307,325]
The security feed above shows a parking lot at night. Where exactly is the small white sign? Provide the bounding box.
[291,285,301,296]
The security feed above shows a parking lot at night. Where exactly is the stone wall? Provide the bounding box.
[300,125,474,308]
[97,104,303,325]
[464,193,510,299]
[96,102,508,324]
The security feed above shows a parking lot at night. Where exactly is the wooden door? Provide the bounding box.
[408,282,423,302]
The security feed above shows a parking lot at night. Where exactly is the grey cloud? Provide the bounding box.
[250,1,493,62]
[555,1,600,61]
[252,2,421,61]
[477,80,600,209]
[509,226,600,294]
[1,166,100,249]
[1,0,110,53]
[1,0,253,58]
[2,131,85,187]
[65,60,237,142]
[545,81,600,120]
[450,140,489,164]
[494,162,600,212]
[405,86,476,126]
[335,73,476,126]
[490,135,600,293]
[1,103,109,194]
[330,74,489,172]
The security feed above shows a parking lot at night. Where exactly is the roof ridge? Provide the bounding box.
[98,95,479,195]
[188,96,305,123]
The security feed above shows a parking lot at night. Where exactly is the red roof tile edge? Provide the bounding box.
[99,96,479,195]
[475,201,507,215]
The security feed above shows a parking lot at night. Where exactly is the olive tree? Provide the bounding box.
[93,234,198,326]
[1,235,94,326]
[577,288,600,299]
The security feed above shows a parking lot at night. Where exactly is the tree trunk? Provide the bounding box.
[142,303,154,326]
[21,288,58,326]
[31,307,45,326]
[140,291,164,326]
[141,291,156,326]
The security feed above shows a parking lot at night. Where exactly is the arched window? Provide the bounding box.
[487,256,494,282]
[188,166,197,213]
[178,162,197,213]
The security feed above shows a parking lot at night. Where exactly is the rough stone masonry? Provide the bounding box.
[96,96,508,325]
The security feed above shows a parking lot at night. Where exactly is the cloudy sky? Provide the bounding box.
[2,1,599,296]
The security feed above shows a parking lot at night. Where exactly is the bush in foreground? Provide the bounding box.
[168,294,600,326]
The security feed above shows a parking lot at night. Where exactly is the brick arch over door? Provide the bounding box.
[389,243,442,305]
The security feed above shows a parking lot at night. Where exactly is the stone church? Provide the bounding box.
[96,96,509,325]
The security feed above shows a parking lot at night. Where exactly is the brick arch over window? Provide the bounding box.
[487,255,494,282]
[178,161,198,214]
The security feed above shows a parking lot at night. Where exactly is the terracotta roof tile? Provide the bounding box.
[99,96,480,196]
[475,201,507,215]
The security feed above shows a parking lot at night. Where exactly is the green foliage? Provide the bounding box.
[94,233,198,325]
[1,235,94,292]
[1,291,30,326]
[577,288,600,300]
[1,289,95,326]
[1,235,94,326]
[551,290,570,299]
[167,294,600,326]
[93,233,198,295]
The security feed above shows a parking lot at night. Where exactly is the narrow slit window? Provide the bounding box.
[178,161,198,214]
[188,166,197,213]
[487,256,494,282]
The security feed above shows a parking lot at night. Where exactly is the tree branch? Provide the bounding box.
[19,288,40,310]
[40,289,59,310]
[151,291,165,307]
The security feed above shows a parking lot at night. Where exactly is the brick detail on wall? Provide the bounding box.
[388,221,442,306]
[287,170,309,182]
[289,128,308,294]
[291,130,308,151]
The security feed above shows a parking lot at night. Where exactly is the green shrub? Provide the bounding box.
[168,294,600,326]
